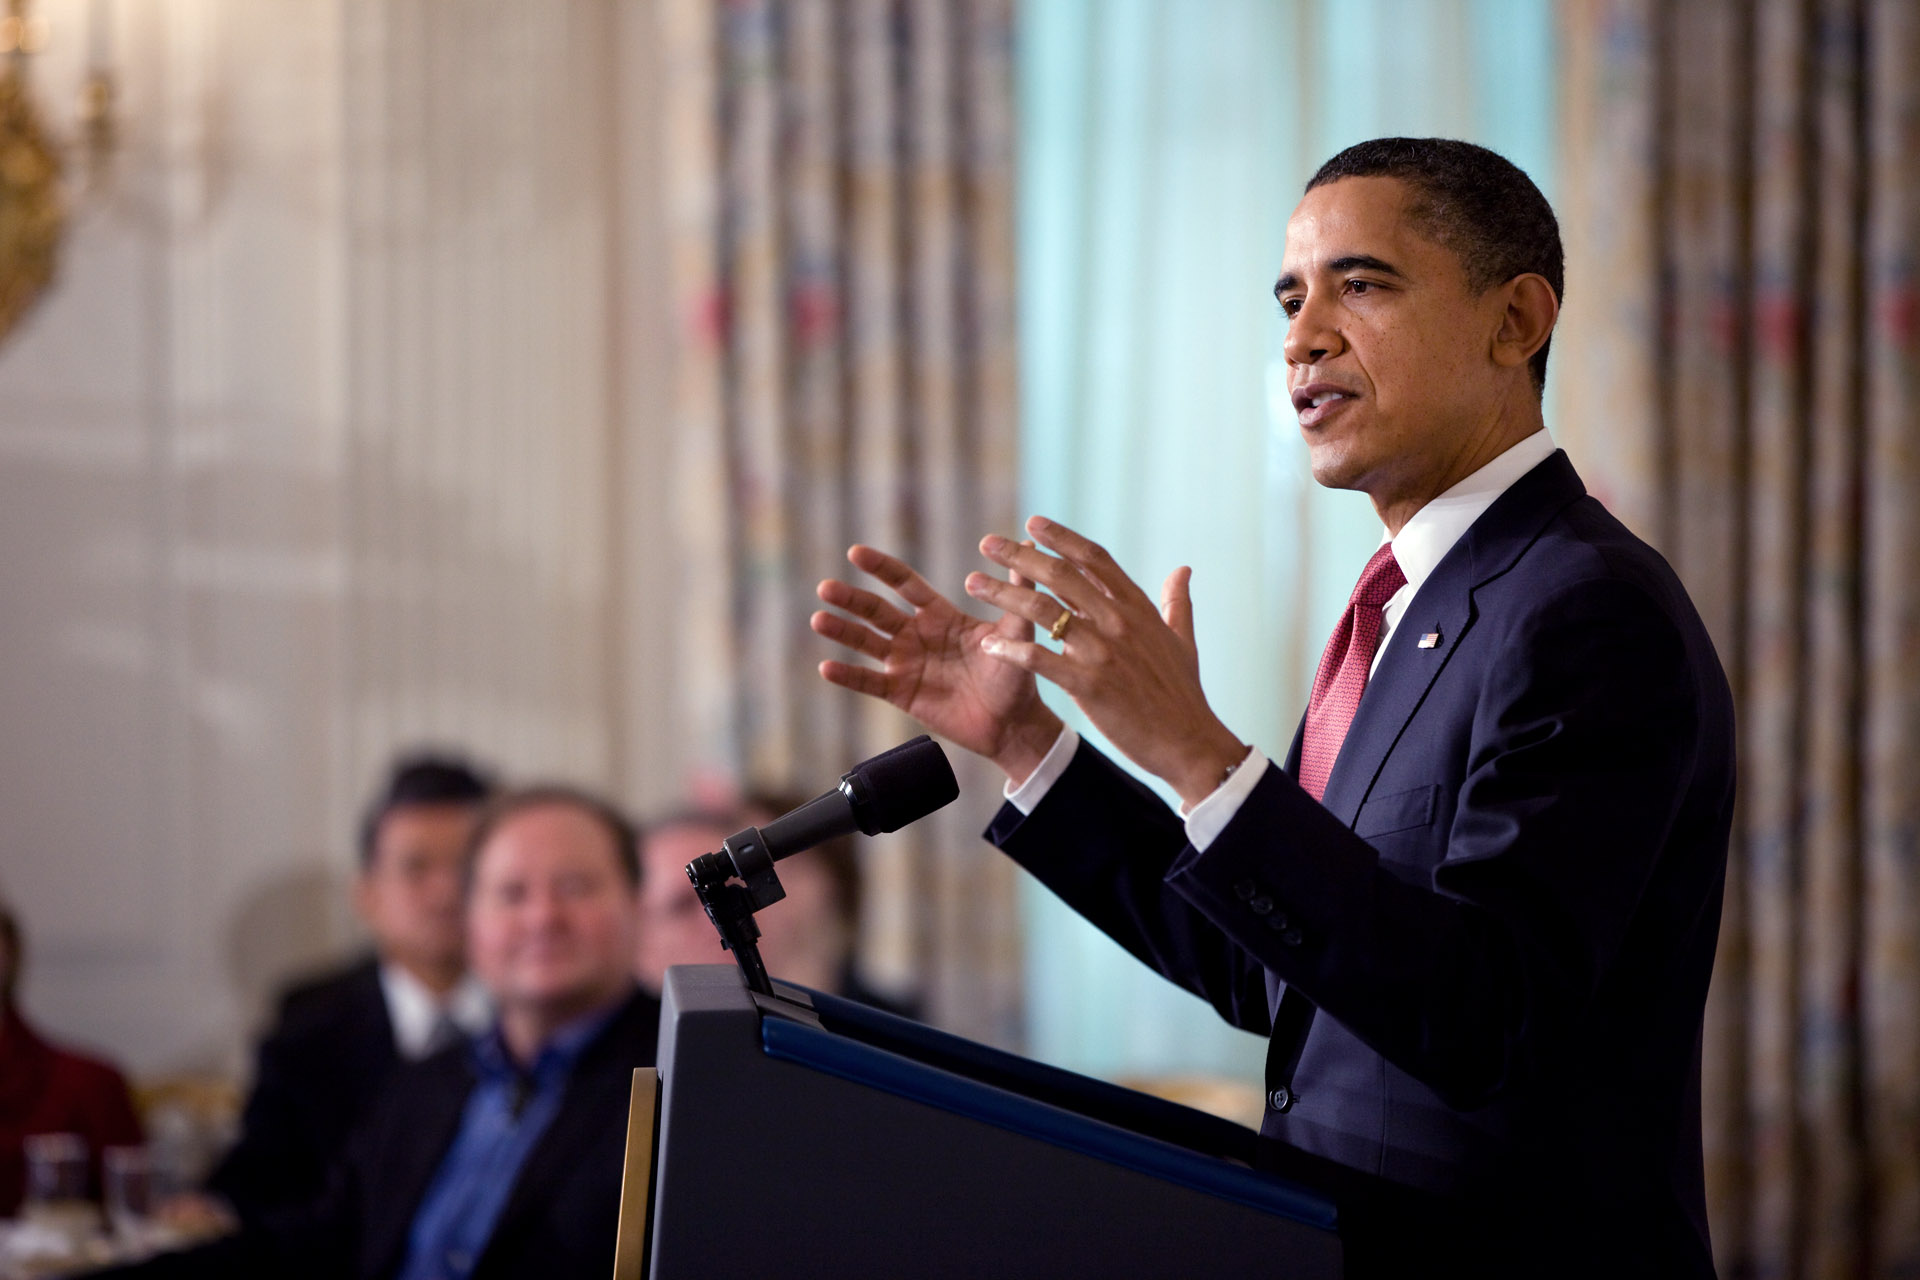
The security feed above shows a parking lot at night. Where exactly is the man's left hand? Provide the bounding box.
[966,516,1248,809]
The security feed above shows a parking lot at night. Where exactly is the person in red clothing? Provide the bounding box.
[0,899,145,1214]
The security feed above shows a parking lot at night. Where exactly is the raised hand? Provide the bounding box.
[812,544,1065,784]
[964,516,1247,809]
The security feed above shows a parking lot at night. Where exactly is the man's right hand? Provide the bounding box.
[812,544,1065,786]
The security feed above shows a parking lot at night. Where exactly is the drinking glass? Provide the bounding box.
[21,1132,87,1214]
[103,1145,155,1249]
[19,1132,97,1258]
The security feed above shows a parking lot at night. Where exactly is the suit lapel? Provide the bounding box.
[1279,717,1306,778]
[364,1058,475,1277]
[479,991,651,1264]
[351,961,400,1078]
[491,1062,618,1234]
[1318,451,1588,824]
[1319,583,1475,824]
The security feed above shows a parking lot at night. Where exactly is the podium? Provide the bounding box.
[617,965,1343,1278]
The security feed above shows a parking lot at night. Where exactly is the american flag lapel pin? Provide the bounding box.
[1418,630,1441,649]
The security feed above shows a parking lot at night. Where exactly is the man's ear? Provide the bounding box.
[350,870,376,926]
[1491,273,1558,372]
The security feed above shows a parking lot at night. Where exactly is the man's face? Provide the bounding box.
[1276,176,1513,513]
[634,821,733,993]
[355,804,477,979]
[468,803,638,1021]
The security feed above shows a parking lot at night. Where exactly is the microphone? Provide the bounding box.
[687,735,959,910]
[760,734,960,860]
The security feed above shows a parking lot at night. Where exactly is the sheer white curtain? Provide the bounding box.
[1013,0,1559,1082]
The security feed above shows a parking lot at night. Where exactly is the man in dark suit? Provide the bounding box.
[204,755,495,1225]
[811,139,1733,1276]
[117,784,659,1280]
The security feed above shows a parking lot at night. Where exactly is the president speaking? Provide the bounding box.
[811,137,1734,1278]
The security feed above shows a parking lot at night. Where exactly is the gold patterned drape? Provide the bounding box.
[0,51,61,346]
[657,0,1023,1046]
[1559,1,1920,1275]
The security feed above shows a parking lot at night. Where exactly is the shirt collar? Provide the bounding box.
[380,963,494,1060]
[1385,429,1556,597]
[444,975,494,1037]
[470,991,629,1086]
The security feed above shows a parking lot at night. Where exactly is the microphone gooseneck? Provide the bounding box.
[684,736,960,997]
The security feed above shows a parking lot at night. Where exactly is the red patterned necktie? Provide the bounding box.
[1297,544,1406,802]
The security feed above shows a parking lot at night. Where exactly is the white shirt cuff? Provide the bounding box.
[1182,747,1269,852]
[1002,725,1082,815]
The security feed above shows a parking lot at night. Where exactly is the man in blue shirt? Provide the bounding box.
[116,784,661,1280]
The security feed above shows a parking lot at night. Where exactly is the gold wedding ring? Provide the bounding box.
[1049,608,1073,642]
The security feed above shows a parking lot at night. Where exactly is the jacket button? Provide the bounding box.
[1280,925,1304,947]
[1248,895,1274,915]
[1264,913,1291,933]
[1233,879,1258,901]
[1267,1087,1294,1112]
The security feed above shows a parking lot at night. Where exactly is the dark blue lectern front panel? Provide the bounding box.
[648,965,1342,1278]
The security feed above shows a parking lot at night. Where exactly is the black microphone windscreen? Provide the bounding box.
[755,791,858,865]
[845,735,959,834]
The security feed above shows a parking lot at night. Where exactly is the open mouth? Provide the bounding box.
[1291,383,1358,427]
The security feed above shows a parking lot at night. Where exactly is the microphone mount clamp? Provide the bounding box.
[686,828,786,997]
[683,735,958,998]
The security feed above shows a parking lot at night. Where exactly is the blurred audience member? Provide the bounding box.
[104,783,660,1279]
[204,754,494,1225]
[635,794,918,1017]
[631,811,734,991]
[0,898,145,1214]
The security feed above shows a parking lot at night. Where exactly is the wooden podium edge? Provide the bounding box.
[610,1066,661,1280]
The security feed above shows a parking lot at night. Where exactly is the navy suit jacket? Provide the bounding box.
[988,452,1734,1275]
[207,957,399,1225]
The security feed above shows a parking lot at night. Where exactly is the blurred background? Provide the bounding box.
[0,0,1915,1275]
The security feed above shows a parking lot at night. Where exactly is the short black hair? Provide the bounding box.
[466,785,642,890]
[1306,137,1563,392]
[357,753,494,869]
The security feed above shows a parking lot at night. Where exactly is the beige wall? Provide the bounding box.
[0,0,680,1077]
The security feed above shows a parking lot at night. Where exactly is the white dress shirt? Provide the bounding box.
[1005,429,1558,852]
[380,962,493,1060]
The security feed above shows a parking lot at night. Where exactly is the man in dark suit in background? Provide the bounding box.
[812,139,1733,1276]
[204,755,494,1225]
[111,783,660,1280]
